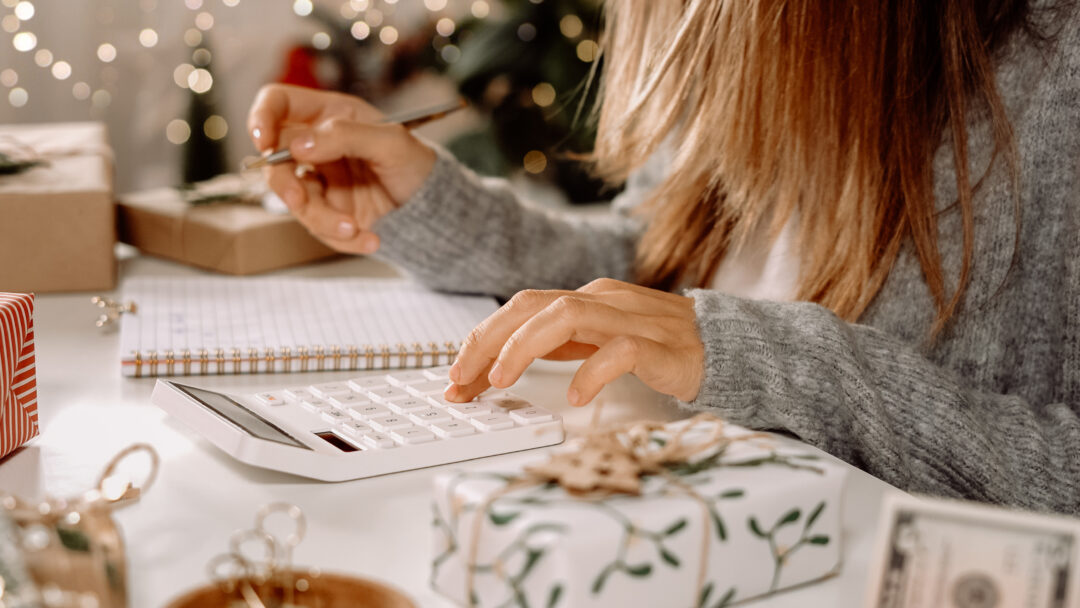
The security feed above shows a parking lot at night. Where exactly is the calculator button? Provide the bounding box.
[348,376,390,391]
[391,427,436,445]
[406,380,450,397]
[482,394,530,411]
[471,413,515,432]
[347,403,394,420]
[283,388,316,402]
[362,433,396,449]
[385,371,430,386]
[321,409,350,424]
[255,392,286,406]
[431,420,476,438]
[387,398,430,413]
[447,403,492,419]
[309,383,353,398]
[329,393,368,408]
[300,398,333,413]
[510,407,554,424]
[410,408,452,425]
[337,420,374,437]
[423,366,453,381]
[370,416,413,432]
[365,385,413,403]
[425,394,460,408]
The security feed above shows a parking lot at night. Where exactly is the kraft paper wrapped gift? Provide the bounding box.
[117,175,338,275]
[0,122,115,292]
[0,292,38,460]
[431,417,847,607]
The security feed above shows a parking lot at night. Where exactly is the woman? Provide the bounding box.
[248,1,1080,513]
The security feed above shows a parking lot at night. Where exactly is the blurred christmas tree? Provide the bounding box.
[182,39,229,184]
[285,0,612,203]
[435,0,610,203]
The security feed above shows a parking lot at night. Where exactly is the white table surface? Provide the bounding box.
[0,253,896,607]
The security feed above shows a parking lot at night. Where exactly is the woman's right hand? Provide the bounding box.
[246,84,438,255]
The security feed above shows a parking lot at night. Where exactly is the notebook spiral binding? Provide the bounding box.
[127,341,460,378]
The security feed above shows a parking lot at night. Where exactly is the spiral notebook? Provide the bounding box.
[118,276,499,377]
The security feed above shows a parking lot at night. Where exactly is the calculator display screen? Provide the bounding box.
[172,383,311,450]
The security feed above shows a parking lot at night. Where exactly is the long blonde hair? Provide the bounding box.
[592,0,1030,333]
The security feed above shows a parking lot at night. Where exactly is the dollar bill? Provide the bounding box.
[864,492,1080,608]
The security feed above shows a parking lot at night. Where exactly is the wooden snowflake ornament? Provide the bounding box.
[525,434,656,496]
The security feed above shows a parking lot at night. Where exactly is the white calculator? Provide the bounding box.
[150,366,565,481]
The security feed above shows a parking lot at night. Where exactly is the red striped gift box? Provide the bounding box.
[0,292,38,459]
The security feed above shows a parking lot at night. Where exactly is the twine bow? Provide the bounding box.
[523,414,729,496]
[0,136,45,175]
[0,133,114,175]
[463,411,757,605]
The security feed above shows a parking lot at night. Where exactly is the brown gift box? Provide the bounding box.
[0,122,116,293]
[117,177,337,275]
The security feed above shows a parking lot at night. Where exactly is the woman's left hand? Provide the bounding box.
[445,278,705,406]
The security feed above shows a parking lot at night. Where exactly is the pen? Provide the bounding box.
[242,98,466,170]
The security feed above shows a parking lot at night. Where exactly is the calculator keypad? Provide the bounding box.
[361,433,395,449]
[425,394,459,408]
[447,403,492,419]
[431,420,475,438]
[268,371,559,450]
[370,416,412,432]
[391,427,436,445]
[509,408,554,424]
[300,398,333,413]
[387,398,430,413]
[329,393,368,408]
[320,409,350,424]
[410,408,452,424]
[423,366,453,381]
[338,420,374,437]
[471,413,515,432]
[348,403,394,420]
[366,385,413,403]
[283,388,317,402]
[483,394,530,411]
[348,376,390,391]
[406,380,450,397]
[384,370,430,386]
[309,383,353,398]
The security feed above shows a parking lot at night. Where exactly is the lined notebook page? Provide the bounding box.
[119,276,499,377]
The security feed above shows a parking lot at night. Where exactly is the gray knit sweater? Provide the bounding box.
[374,6,1080,514]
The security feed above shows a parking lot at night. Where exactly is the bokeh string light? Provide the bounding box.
[1,14,19,33]
[97,43,116,63]
[12,0,32,21]
[350,21,370,40]
[312,30,332,49]
[0,0,599,161]
[0,0,242,138]
[160,0,228,145]
[470,1,490,19]
[138,27,159,48]
[2,0,129,113]
[32,48,51,67]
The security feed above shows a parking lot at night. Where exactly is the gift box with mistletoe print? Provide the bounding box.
[431,418,847,607]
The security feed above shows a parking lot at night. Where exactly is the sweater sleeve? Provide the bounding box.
[371,149,646,299]
[684,290,1080,514]
[681,1,1080,514]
